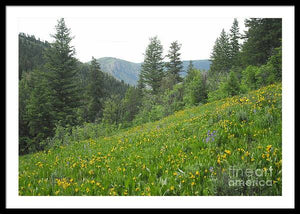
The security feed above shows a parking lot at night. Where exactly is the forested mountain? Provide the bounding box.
[19,33,50,79]
[19,33,130,95]
[91,57,211,86]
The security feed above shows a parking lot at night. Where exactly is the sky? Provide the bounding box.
[16,7,248,63]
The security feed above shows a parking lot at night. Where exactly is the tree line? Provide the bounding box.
[19,18,282,155]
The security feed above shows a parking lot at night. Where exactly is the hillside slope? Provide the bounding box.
[19,33,51,79]
[96,57,141,86]
[19,83,282,196]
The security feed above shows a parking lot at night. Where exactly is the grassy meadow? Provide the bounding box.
[19,83,282,196]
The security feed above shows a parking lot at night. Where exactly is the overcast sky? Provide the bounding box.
[16,7,248,63]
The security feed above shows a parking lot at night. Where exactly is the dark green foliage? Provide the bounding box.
[241,65,259,91]
[241,46,282,91]
[102,95,124,125]
[159,74,177,92]
[184,69,208,106]
[140,36,165,94]
[19,71,34,154]
[102,72,130,99]
[187,60,194,75]
[18,33,50,80]
[121,87,141,123]
[240,18,282,67]
[209,29,232,76]
[44,18,82,127]
[223,71,241,97]
[162,83,185,116]
[165,41,183,85]
[18,17,282,156]
[86,57,105,122]
[265,45,282,80]
[208,71,240,102]
[25,69,55,152]
[229,18,241,67]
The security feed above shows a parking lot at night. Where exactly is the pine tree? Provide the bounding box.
[19,71,34,154]
[187,60,194,75]
[209,29,231,75]
[86,57,104,122]
[122,87,140,122]
[240,18,282,67]
[184,69,207,106]
[25,69,55,151]
[140,36,165,95]
[44,18,81,127]
[229,18,240,66]
[165,41,183,84]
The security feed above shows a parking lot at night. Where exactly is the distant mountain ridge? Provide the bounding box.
[95,57,141,86]
[92,57,211,86]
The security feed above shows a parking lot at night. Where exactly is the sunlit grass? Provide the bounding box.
[19,83,282,196]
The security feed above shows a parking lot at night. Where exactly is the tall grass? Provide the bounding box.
[19,83,282,196]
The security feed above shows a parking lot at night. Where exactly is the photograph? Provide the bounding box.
[5,5,295,209]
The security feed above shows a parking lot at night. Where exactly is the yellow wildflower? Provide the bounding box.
[225,150,231,155]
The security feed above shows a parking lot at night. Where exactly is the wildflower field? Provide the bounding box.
[19,83,282,196]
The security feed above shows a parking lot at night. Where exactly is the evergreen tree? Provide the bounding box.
[25,69,55,151]
[165,41,183,84]
[122,87,140,123]
[19,71,33,154]
[209,29,231,75]
[240,18,282,67]
[224,70,240,97]
[44,18,81,127]
[184,69,207,106]
[102,94,123,125]
[19,33,50,80]
[187,60,194,74]
[229,18,240,66]
[140,36,165,94]
[208,29,232,92]
[86,57,104,122]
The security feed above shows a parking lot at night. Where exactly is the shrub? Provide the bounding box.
[223,71,241,97]
[241,65,259,91]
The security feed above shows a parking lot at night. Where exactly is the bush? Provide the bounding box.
[223,71,240,97]
[183,69,207,106]
[241,65,259,91]
[133,104,165,126]
[45,122,119,150]
[207,84,228,102]
[162,83,185,116]
[255,64,276,88]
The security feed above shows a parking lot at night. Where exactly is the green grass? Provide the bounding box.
[19,83,282,196]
